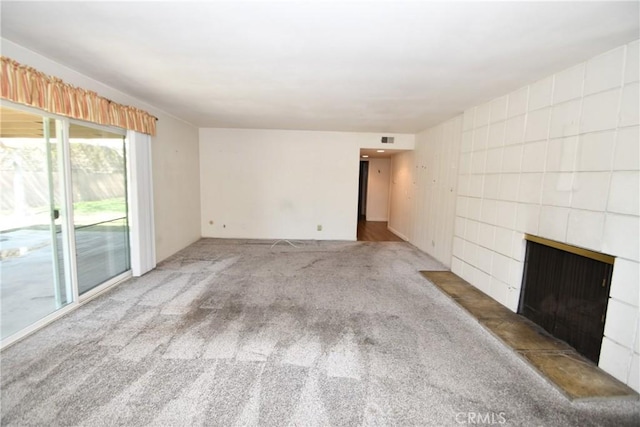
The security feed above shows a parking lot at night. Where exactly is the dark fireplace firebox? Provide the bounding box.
[518,234,615,363]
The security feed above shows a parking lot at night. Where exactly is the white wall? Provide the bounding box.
[199,128,414,240]
[451,40,639,390]
[152,120,200,261]
[388,151,414,241]
[388,116,462,266]
[365,158,391,221]
[2,39,202,262]
[411,116,463,267]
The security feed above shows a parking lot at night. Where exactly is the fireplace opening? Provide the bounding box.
[518,234,615,363]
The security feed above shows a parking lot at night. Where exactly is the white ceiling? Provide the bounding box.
[1,1,638,133]
[360,148,406,159]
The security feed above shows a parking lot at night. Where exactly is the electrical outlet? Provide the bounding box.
[317,224,322,231]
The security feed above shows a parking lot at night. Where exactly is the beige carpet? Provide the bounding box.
[1,239,638,426]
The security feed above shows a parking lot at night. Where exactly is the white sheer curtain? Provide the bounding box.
[127,131,156,276]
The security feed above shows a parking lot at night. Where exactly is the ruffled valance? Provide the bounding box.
[1,56,156,136]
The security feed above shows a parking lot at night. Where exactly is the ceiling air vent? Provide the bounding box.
[381,136,395,144]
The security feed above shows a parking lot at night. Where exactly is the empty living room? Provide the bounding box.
[1,1,639,426]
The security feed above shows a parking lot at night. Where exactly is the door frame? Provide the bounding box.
[0,101,133,349]
[358,160,369,221]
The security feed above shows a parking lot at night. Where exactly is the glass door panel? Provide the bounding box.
[69,122,130,294]
[0,107,70,339]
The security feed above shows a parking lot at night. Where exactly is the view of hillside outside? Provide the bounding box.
[0,105,130,340]
[1,138,127,229]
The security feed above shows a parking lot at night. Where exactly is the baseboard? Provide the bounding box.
[387,225,408,241]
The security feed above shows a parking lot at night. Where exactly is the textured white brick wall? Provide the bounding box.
[452,40,640,391]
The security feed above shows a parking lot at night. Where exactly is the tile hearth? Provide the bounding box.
[420,270,638,401]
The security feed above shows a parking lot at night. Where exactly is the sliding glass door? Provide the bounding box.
[0,107,70,338]
[69,122,130,295]
[0,104,132,342]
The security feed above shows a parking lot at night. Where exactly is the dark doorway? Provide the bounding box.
[519,238,614,363]
[357,161,369,220]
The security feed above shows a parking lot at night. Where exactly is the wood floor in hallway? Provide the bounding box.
[357,220,404,242]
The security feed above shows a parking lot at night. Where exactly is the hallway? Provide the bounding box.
[357,221,404,242]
